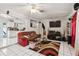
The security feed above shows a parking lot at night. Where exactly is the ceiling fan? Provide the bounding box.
[30,4,44,13]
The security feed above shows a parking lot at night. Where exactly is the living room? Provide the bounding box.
[0,3,79,56]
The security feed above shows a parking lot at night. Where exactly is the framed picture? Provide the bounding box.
[49,20,61,27]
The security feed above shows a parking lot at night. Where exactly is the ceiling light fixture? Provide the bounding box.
[30,4,44,14]
[30,4,39,13]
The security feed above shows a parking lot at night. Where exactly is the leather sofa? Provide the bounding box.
[47,31,61,41]
[18,32,29,46]
[18,31,41,46]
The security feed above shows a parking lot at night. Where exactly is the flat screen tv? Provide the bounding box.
[49,21,61,27]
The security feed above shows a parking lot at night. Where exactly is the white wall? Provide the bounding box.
[24,18,39,33]
[0,6,39,33]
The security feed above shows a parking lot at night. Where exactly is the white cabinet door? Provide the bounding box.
[0,38,3,47]
[0,38,8,48]
[7,31,18,46]
[7,38,17,46]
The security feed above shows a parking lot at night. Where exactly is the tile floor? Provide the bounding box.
[0,41,75,56]
[58,42,75,56]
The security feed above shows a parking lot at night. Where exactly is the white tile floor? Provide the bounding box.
[58,42,75,56]
[0,41,75,56]
[0,43,43,56]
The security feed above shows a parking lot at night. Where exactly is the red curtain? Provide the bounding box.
[71,11,77,48]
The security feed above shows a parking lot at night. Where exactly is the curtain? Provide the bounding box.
[71,11,77,48]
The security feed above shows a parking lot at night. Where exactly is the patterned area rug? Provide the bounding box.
[29,41,60,56]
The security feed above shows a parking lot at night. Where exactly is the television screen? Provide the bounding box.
[49,21,61,27]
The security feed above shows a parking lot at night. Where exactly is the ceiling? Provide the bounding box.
[0,3,74,19]
[30,3,74,19]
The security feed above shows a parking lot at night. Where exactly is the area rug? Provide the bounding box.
[29,41,60,56]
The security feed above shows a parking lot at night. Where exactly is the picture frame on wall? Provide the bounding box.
[49,20,61,27]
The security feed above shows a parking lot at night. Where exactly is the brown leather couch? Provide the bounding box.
[47,31,61,41]
[29,31,40,41]
[18,31,41,42]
